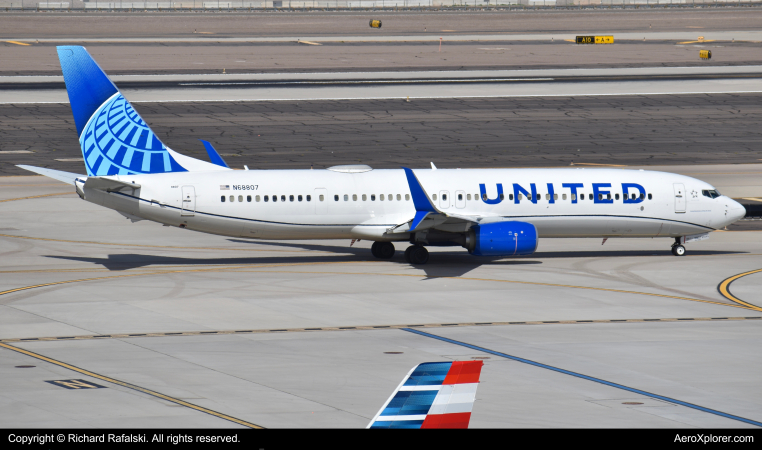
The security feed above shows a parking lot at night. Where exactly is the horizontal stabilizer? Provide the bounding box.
[16,165,84,186]
[367,360,483,429]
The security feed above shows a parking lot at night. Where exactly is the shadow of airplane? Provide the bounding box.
[45,247,539,278]
[46,242,743,278]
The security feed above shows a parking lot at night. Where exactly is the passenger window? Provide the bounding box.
[221,196,225,202]
[380,194,384,201]
[306,195,311,202]
[509,194,514,201]
[247,195,252,202]
[229,195,234,202]
[255,195,261,202]
[371,194,376,201]
[273,195,278,202]
[580,194,584,201]
[563,194,567,200]
[615,194,619,200]
[289,195,294,202]
[353,194,358,201]
[482,194,488,201]
[264,195,269,202]
[554,194,558,200]
[433,194,438,201]
[518,194,523,200]
[362,194,367,201]
[467,194,471,200]
[238,195,243,202]
[298,195,303,202]
[405,194,410,201]
[334,195,338,201]
[588,194,593,200]
[545,194,550,200]
[280,195,285,202]
[598,194,602,200]
[344,194,348,201]
[498,194,503,201]
[458,193,463,201]
[648,193,652,200]
[640,193,645,200]
[319,195,324,201]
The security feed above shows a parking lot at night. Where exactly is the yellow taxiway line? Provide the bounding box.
[717,269,762,311]
[0,192,72,203]
[0,342,264,428]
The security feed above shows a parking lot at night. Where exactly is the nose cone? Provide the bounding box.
[726,198,746,224]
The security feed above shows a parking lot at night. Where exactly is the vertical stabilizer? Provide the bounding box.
[367,360,483,429]
[57,45,192,176]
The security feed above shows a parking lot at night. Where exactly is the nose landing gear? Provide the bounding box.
[671,238,686,256]
[404,245,429,265]
[370,241,395,260]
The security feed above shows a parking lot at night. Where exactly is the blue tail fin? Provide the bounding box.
[57,46,187,176]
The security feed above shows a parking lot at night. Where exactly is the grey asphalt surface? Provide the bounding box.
[4,9,762,38]
[1,176,761,428]
[3,94,762,175]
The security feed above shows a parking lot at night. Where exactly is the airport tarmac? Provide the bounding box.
[2,8,762,430]
[3,93,762,175]
[0,175,761,428]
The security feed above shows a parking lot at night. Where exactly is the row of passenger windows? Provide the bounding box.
[221,192,654,203]
[221,194,413,203]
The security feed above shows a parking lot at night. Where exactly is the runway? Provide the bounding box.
[0,176,761,428]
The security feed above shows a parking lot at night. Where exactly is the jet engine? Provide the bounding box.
[465,221,538,256]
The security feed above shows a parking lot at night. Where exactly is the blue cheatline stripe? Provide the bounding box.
[401,328,762,428]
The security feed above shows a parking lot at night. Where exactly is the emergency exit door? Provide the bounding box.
[181,186,196,216]
[673,183,685,213]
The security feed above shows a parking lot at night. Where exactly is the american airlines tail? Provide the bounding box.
[17,46,747,265]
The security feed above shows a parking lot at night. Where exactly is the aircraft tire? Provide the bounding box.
[370,241,382,258]
[404,246,413,264]
[673,245,686,256]
[408,245,429,265]
[376,242,395,259]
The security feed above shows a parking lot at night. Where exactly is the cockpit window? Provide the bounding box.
[702,189,721,199]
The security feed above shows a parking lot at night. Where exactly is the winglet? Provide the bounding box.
[367,360,484,429]
[402,167,437,213]
[199,140,229,168]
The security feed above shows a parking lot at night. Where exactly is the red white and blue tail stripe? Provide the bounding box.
[367,360,484,429]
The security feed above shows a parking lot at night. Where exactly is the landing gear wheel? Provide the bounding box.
[406,245,429,265]
[371,242,395,260]
[672,245,686,256]
[404,246,413,264]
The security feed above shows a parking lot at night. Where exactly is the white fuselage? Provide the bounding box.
[80,168,746,242]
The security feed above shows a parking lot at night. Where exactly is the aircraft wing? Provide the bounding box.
[388,168,496,234]
[367,360,484,429]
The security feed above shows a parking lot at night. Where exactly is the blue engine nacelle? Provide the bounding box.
[466,221,538,256]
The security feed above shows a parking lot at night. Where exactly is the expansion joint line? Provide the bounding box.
[0,342,264,429]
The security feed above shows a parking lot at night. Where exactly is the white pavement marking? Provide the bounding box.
[3,78,762,103]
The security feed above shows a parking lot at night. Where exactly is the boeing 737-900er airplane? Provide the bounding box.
[18,46,747,265]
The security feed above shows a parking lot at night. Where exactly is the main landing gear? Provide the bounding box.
[370,241,395,260]
[404,245,429,265]
[671,238,686,257]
